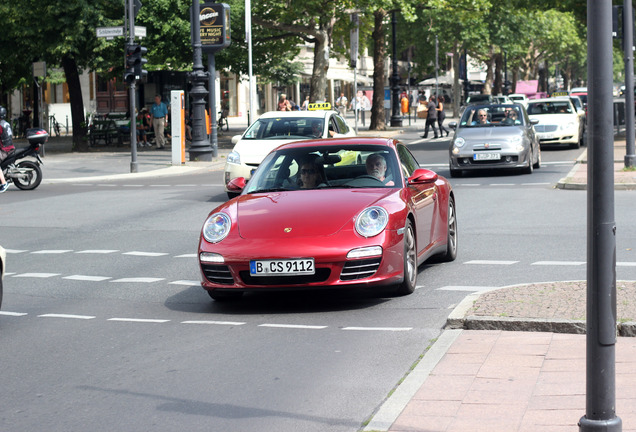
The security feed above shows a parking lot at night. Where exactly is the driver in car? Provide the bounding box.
[366,153,394,186]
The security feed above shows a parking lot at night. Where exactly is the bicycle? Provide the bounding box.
[217,109,229,132]
[49,114,67,137]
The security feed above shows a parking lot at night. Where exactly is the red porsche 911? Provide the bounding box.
[198,137,457,301]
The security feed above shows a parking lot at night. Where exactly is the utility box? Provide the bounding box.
[171,90,186,165]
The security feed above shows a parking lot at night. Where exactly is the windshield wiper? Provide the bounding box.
[248,187,292,194]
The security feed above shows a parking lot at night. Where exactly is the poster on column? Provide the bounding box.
[200,3,231,53]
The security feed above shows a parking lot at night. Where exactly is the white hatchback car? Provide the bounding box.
[223,105,355,198]
[527,98,585,149]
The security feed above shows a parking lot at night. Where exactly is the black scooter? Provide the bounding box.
[1,128,47,190]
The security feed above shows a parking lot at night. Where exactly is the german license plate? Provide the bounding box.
[473,152,501,161]
[539,133,554,140]
[250,259,315,276]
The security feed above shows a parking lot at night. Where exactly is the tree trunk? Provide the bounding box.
[61,54,88,152]
[310,29,330,103]
[493,53,503,95]
[370,9,387,131]
[483,50,495,95]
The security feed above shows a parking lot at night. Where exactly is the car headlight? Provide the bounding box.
[355,206,389,238]
[454,137,466,148]
[560,122,576,131]
[202,213,231,243]
[227,151,241,164]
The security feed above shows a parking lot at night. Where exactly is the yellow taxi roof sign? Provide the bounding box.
[308,102,332,111]
[551,91,569,97]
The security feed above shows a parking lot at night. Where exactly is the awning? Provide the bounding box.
[326,69,375,85]
[419,72,458,86]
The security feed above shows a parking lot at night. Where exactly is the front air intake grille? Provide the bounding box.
[340,258,382,281]
[202,264,234,285]
[239,269,331,285]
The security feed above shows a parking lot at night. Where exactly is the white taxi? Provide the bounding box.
[223,103,355,198]
[526,97,585,149]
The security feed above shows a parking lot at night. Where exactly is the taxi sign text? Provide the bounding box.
[308,102,332,111]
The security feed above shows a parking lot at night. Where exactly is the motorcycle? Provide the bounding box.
[1,128,47,190]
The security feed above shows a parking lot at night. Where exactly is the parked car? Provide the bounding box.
[0,245,5,309]
[527,97,585,149]
[493,95,513,104]
[465,94,494,105]
[448,103,541,177]
[199,137,458,301]
[223,104,355,198]
[508,94,529,107]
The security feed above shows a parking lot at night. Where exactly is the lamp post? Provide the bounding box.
[390,10,402,127]
[188,0,212,162]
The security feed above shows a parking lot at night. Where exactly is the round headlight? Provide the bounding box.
[454,137,465,148]
[227,151,241,164]
[355,206,389,238]
[202,213,231,243]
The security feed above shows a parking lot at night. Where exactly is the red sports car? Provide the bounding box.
[198,137,457,301]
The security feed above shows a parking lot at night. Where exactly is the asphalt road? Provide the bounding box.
[2,130,636,432]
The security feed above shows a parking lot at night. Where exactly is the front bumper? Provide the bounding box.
[198,229,405,291]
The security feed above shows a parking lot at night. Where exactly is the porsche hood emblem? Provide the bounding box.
[284,227,292,233]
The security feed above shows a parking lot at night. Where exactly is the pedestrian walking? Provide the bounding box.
[150,95,169,149]
[350,90,371,126]
[436,95,449,137]
[336,92,348,118]
[422,95,439,139]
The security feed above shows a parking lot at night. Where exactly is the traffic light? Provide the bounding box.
[124,43,137,83]
[123,43,148,84]
[133,45,148,81]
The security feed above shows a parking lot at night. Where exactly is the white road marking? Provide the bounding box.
[0,311,28,316]
[12,272,61,278]
[259,323,328,329]
[110,277,165,283]
[532,261,585,266]
[175,254,197,258]
[5,272,16,276]
[123,184,144,187]
[490,183,515,187]
[72,183,94,187]
[150,184,170,187]
[31,250,72,254]
[169,280,200,286]
[63,275,112,282]
[436,286,498,292]
[108,318,169,323]
[617,262,636,267]
[342,327,412,332]
[123,251,169,257]
[458,184,481,187]
[182,320,246,326]
[5,249,27,254]
[38,314,95,320]
[98,184,117,187]
[76,249,119,254]
[464,260,519,265]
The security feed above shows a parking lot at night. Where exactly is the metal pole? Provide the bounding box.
[435,35,439,100]
[579,1,621,430]
[624,0,635,167]
[208,54,218,157]
[189,0,212,161]
[246,0,255,126]
[390,11,402,127]
[127,0,138,173]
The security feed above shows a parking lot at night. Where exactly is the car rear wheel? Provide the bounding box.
[438,196,458,262]
[395,219,417,296]
[207,290,244,301]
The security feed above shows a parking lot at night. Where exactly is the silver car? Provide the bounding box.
[448,104,541,177]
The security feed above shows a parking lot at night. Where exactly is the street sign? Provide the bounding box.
[96,26,146,38]
[134,26,146,38]
[96,26,124,38]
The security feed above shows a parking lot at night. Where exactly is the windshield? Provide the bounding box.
[527,101,573,115]
[242,116,325,140]
[244,144,401,193]
[459,104,525,128]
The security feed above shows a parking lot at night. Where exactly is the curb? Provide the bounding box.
[444,284,636,337]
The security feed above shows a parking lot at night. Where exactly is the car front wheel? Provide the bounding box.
[395,219,417,295]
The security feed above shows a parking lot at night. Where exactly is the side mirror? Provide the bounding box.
[530,118,539,125]
[231,135,242,145]
[408,168,438,184]
[227,177,247,193]
[448,121,458,130]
